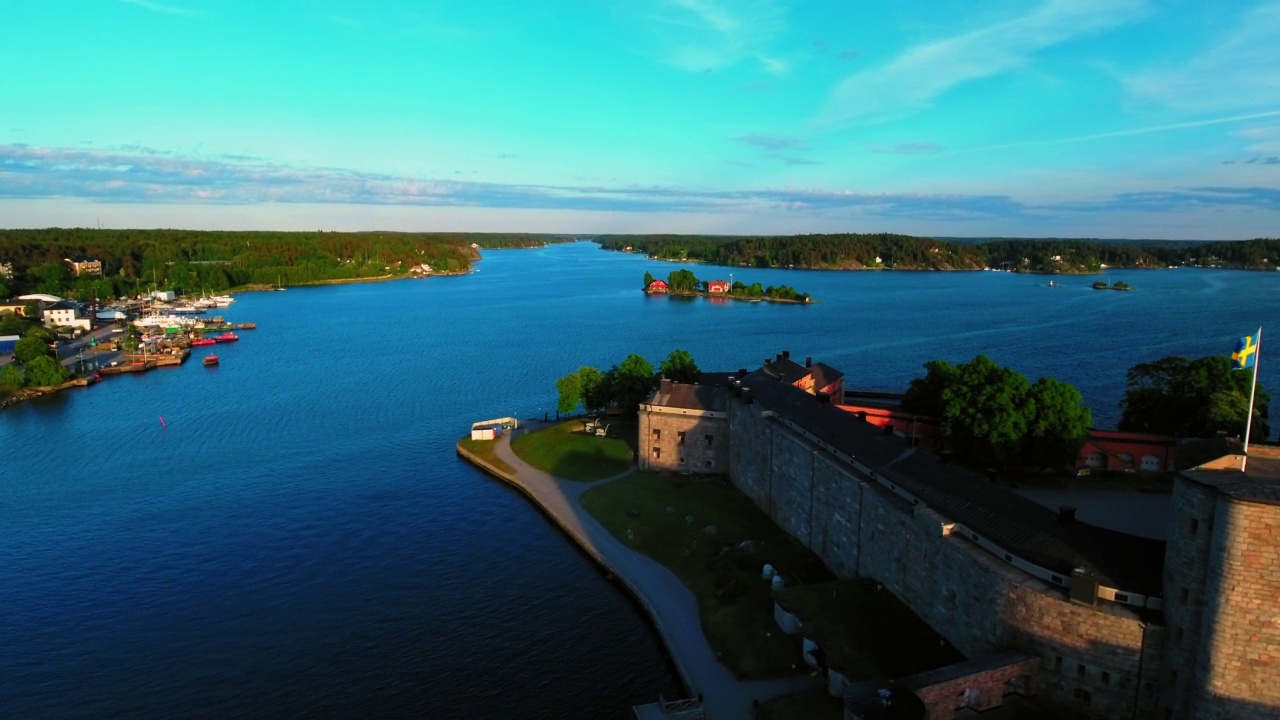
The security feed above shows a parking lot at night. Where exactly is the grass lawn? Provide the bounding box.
[510,421,634,481]
[581,471,836,679]
[776,579,962,680]
[457,436,515,476]
[755,688,843,720]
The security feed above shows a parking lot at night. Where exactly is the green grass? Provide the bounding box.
[776,580,962,679]
[510,421,634,481]
[581,471,836,679]
[457,436,515,476]
[756,688,843,720]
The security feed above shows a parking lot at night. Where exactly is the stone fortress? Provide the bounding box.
[638,351,1280,719]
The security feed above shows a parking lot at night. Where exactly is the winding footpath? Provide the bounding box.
[463,421,817,720]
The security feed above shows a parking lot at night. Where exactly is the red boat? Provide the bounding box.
[191,338,216,346]
[214,332,239,343]
[202,355,219,367]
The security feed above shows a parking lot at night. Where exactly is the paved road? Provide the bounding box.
[487,422,819,720]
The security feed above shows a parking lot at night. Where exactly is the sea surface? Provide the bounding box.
[2,240,1277,719]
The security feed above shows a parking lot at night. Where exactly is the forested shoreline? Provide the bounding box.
[596,234,1280,274]
[0,229,572,299]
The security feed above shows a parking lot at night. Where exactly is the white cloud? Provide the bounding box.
[644,0,790,74]
[1126,4,1280,113]
[119,0,194,16]
[818,0,1149,125]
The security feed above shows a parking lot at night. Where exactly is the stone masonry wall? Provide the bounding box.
[638,411,727,473]
[1190,496,1280,720]
[724,402,1161,719]
[1160,476,1217,716]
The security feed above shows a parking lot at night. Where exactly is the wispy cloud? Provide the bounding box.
[1126,4,1280,113]
[642,0,790,74]
[3,143,1276,224]
[818,0,1149,125]
[838,49,859,61]
[872,142,945,155]
[119,0,195,17]
[732,133,806,150]
[949,110,1280,155]
[774,155,820,166]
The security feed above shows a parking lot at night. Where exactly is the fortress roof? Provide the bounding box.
[736,369,1166,597]
[647,378,727,412]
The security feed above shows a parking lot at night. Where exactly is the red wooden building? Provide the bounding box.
[707,280,731,293]
[648,279,669,292]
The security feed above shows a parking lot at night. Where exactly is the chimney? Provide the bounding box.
[805,356,812,368]
[883,424,895,436]
[782,350,790,360]
[737,368,748,378]
[764,358,771,367]
[1058,506,1077,524]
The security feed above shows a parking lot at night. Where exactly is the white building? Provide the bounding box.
[42,300,92,332]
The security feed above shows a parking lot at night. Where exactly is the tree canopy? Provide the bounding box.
[23,355,69,387]
[659,348,701,384]
[902,355,1092,469]
[1119,355,1269,442]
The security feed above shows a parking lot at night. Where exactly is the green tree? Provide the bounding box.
[1120,355,1269,442]
[1023,377,1093,469]
[24,355,69,387]
[611,354,656,414]
[643,271,654,289]
[0,364,22,393]
[659,348,701,384]
[579,366,609,413]
[14,335,53,364]
[902,360,959,418]
[667,268,698,293]
[555,370,583,414]
[940,356,1030,466]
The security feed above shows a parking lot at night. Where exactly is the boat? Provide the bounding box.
[214,332,239,343]
[191,338,217,347]
[202,355,219,366]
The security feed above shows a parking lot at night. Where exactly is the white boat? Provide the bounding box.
[132,314,197,328]
[171,305,204,314]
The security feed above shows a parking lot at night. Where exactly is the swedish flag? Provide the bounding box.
[1232,332,1259,370]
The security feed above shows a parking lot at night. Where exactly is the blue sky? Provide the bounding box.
[1,0,1278,238]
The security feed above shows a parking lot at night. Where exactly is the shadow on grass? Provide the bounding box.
[581,471,836,680]
[510,421,634,482]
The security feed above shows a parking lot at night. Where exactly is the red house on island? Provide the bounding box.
[648,279,669,292]
[707,280,731,293]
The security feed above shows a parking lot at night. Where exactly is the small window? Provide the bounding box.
[1073,688,1092,705]
[1077,664,1086,680]
[1188,518,1199,537]
[652,447,661,459]
[1180,588,1189,604]
[1101,671,1111,687]
[705,434,713,446]
[1144,682,1154,698]
[678,456,685,464]
[704,460,712,468]
[1053,655,1062,671]
[1169,669,1178,684]
[1174,627,1184,643]
[677,431,686,445]
[652,428,661,440]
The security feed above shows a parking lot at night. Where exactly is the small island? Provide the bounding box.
[1092,280,1132,291]
[643,269,813,303]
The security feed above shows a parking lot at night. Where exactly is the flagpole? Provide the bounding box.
[1242,326,1262,472]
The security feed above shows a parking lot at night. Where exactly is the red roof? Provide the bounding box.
[648,280,669,291]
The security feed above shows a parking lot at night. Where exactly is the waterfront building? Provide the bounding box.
[647,279,669,293]
[0,261,12,279]
[706,280,731,293]
[0,299,29,316]
[41,300,91,331]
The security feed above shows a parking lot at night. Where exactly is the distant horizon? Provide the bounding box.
[4,2,1280,238]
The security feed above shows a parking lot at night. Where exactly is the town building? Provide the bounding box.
[636,351,1280,719]
[64,256,102,276]
[0,261,13,279]
[0,299,29,316]
[42,300,91,331]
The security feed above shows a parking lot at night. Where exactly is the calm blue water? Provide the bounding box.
[2,241,1277,719]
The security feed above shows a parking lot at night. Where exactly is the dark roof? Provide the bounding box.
[1177,438,1280,504]
[737,369,1166,597]
[647,378,726,412]
[809,362,844,391]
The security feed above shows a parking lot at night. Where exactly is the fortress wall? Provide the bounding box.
[726,402,772,511]
[1160,476,1217,716]
[810,451,862,579]
[723,404,1159,718]
[1190,496,1280,720]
